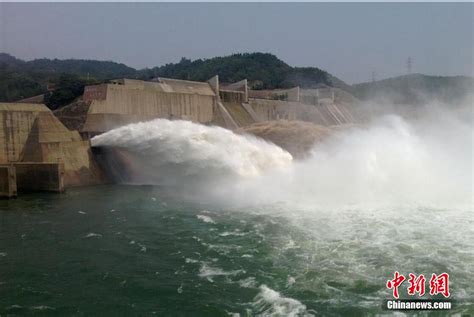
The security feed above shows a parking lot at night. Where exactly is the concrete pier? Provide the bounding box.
[0,163,65,197]
[15,163,65,193]
[0,165,17,198]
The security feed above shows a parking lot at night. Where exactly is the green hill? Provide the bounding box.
[0,52,350,106]
[0,53,136,103]
[0,52,136,80]
[352,73,474,104]
[2,52,471,109]
[139,53,350,91]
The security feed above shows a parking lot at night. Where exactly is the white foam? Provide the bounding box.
[286,276,296,287]
[219,230,247,237]
[6,305,23,310]
[198,263,244,283]
[185,258,199,264]
[84,233,102,239]
[238,277,257,288]
[91,108,472,209]
[253,285,312,317]
[91,119,292,182]
[30,306,55,311]
[197,215,216,224]
[137,243,147,253]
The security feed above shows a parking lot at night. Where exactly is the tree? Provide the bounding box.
[45,73,98,110]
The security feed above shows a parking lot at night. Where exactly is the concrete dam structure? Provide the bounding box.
[0,103,103,197]
[64,76,360,135]
[2,75,361,196]
[81,78,216,136]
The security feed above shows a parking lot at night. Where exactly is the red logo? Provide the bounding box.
[387,272,450,299]
[386,271,406,299]
[429,273,450,298]
[407,273,426,296]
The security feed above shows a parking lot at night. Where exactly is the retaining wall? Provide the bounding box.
[83,81,216,133]
[15,163,64,193]
[0,165,17,198]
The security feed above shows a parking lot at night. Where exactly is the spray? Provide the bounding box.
[91,100,472,209]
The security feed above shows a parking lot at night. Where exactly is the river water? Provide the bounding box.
[1,109,473,316]
[0,186,473,316]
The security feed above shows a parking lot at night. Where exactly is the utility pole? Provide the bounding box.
[371,71,376,83]
[406,57,412,74]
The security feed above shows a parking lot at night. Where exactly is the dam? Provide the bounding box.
[0,76,361,197]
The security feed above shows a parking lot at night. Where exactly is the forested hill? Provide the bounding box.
[2,52,471,109]
[0,53,136,79]
[0,52,350,106]
[352,73,474,104]
[0,53,136,102]
[140,53,351,91]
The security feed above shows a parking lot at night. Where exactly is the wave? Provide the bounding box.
[253,285,313,317]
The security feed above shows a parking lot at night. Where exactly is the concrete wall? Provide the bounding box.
[207,75,220,96]
[220,101,254,127]
[22,140,104,187]
[0,103,50,162]
[249,99,357,126]
[15,163,64,192]
[0,103,104,190]
[20,112,104,187]
[222,79,248,102]
[300,88,335,105]
[249,99,301,121]
[0,163,65,196]
[82,79,217,133]
[0,165,17,198]
[214,102,239,130]
[248,87,300,102]
[83,84,108,101]
[300,88,359,106]
[219,90,246,104]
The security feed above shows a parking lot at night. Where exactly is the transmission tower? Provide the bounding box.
[371,71,376,83]
[406,57,412,74]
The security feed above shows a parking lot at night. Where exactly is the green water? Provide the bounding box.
[0,186,473,316]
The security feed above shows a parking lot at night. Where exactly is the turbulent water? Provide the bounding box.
[1,187,472,316]
[91,119,293,180]
[91,110,472,209]
[1,106,473,316]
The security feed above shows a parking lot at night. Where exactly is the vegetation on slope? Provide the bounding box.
[0,52,349,108]
[1,52,472,109]
[0,52,135,106]
[44,74,99,110]
[140,53,348,90]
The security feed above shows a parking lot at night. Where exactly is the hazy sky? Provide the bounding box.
[0,3,472,84]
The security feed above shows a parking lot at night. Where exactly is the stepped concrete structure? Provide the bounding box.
[76,76,361,135]
[248,98,357,125]
[0,103,103,196]
[1,76,361,196]
[246,84,360,125]
[81,78,217,136]
[248,87,300,102]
